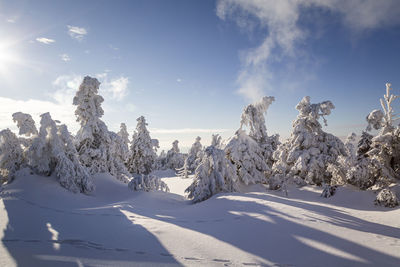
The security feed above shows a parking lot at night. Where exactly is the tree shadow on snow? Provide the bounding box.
[0,175,181,267]
[124,191,400,267]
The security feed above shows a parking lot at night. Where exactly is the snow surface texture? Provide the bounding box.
[1,171,399,267]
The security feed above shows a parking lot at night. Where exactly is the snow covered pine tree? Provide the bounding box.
[185,145,238,203]
[73,76,130,183]
[271,96,346,193]
[165,140,184,170]
[225,96,279,186]
[348,83,400,207]
[127,116,157,175]
[27,112,94,193]
[176,136,203,178]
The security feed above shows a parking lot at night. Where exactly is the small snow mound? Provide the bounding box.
[374,188,399,208]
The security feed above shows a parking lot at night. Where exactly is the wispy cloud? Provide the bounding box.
[176,78,182,83]
[149,128,231,134]
[96,73,129,101]
[36,37,55,44]
[67,25,87,41]
[60,54,71,62]
[6,17,17,23]
[216,0,400,102]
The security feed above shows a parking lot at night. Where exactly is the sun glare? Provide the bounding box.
[0,41,20,77]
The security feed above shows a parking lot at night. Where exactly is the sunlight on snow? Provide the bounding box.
[294,235,369,263]
[45,223,60,250]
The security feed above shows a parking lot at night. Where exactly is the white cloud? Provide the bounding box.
[36,37,55,44]
[95,72,129,101]
[177,78,182,83]
[52,74,82,104]
[67,25,87,41]
[216,0,400,102]
[0,96,79,134]
[60,54,71,62]
[108,77,129,101]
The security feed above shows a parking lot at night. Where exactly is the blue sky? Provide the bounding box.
[1,0,400,151]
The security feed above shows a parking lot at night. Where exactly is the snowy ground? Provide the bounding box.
[1,171,399,267]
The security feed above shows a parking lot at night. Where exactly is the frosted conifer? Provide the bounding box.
[177,136,203,177]
[0,129,24,183]
[165,140,184,170]
[271,96,346,189]
[185,145,238,203]
[73,76,130,182]
[27,113,94,193]
[127,116,157,175]
[226,96,278,185]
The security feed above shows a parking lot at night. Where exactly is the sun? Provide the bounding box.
[0,41,21,77]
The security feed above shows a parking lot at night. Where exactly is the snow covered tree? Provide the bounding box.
[225,129,271,185]
[12,112,38,151]
[185,145,238,203]
[27,112,94,193]
[128,174,169,192]
[327,133,357,187]
[117,123,130,148]
[348,83,400,194]
[73,76,130,183]
[240,96,280,167]
[151,139,159,153]
[211,134,222,148]
[165,140,184,170]
[357,131,373,157]
[177,136,203,177]
[0,129,24,183]
[271,96,346,190]
[155,150,167,170]
[127,116,157,175]
[12,112,38,137]
[226,96,279,186]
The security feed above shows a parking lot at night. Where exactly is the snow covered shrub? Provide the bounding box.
[185,145,238,203]
[321,185,338,198]
[374,188,399,208]
[73,76,130,183]
[177,136,203,178]
[271,96,346,189]
[0,129,24,183]
[127,116,157,175]
[128,174,169,192]
[27,112,94,193]
[165,140,184,170]
[348,83,400,190]
[226,96,279,186]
